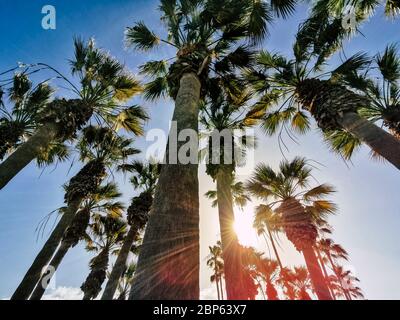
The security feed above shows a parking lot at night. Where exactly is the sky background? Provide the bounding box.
[0,0,400,300]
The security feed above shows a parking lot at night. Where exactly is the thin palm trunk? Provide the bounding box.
[302,247,333,300]
[219,278,224,300]
[101,226,137,300]
[215,275,221,300]
[315,247,336,300]
[11,198,80,300]
[0,123,58,189]
[30,241,70,300]
[339,112,400,170]
[216,165,246,300]
[266,227,283,270]
[129,72,201,300]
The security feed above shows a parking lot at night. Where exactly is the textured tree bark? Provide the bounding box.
[11,198,81,300]
[101,226,137,300]
[0,122,58,190]
[216,165,247,300]
[30,241,70,300]
[339,112,400,170]
[302,247,332,300]
[129,72,201,300]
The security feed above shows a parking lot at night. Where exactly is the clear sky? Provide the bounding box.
[0,0,399,300]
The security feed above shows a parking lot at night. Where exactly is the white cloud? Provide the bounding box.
[41,287,83,300]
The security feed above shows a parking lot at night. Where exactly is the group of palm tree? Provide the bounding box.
[1,0,399,300]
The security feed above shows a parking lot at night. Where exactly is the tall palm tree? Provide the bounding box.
[11,126,141,300]
[333,265,364,300]
[249,37,400,168]
[0,38,144,189]
[253,204,284,270]
[246,157,336,300]
[101,161,160,300]
[30,183,124,300]
[200,83,263,299]
[290,266,313,300]
[81,214,127,300]
[125,0,285,299]
[206,241,225,300]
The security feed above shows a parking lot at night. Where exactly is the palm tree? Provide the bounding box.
[350,44,400,138]
[206,241,225,300]
[200,82,263,299]
[30,183,124,300]
[246,157,336,300]
[115,263,137,300]
[81,214,127,300]
[295,0,399,70]
[0,38,144,189]
[0,73,53,159]
[11,126,141,300]
[333,266,364,300]
[318,238,354,300]
[125,0,285,299]
[253,204,284,270]
[277,267,297,300]
[256,257,280,300]
[101,161,160,300]
[249,45,400,169]
[290,266,313,300]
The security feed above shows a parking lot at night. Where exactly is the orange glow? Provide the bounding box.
[234,213,258,247]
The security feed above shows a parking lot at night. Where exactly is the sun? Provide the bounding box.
[233,213,258,247]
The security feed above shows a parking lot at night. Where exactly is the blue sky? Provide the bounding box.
[0,0,400,299]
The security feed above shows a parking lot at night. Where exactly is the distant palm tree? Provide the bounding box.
[318,238,357,300]
[101,161,160,300]
[125,0,280,299]
[256,257,280,300]
[12,126,140,300]
[253,204,284,270]
[81,215,127,300]
[0,38,144,190]
[206,241,225,300]
[246,157,336,299]
[30,183,124,300]
[290,266,313,300]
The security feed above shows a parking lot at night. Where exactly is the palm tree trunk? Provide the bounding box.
[101,226,137,300]
[11,198,80,300]
[216,165,247,300]
[220,278,224,300]
[30,241,70,300]
[129,72,201,300]
[266,227,284,270]
[315,247,336,300]
[302,247,333,300]
[215,275,221,300]
[339,112,400,170]
[0,122,58,190]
